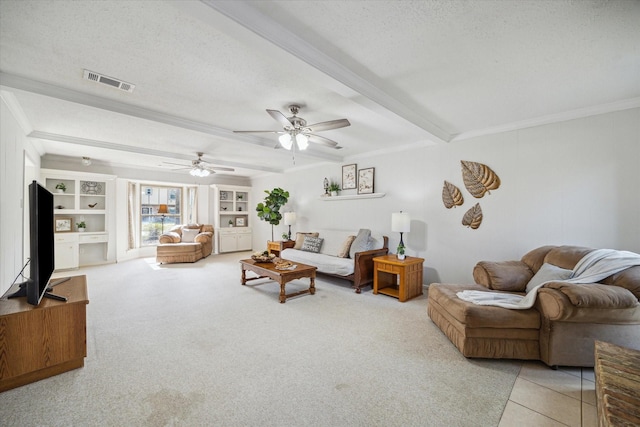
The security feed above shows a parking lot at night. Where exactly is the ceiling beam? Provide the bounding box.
[201,0,450,144]
[28,131,284,174]
[0,72,345,164]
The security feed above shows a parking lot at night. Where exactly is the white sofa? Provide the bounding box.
[281,229,389,293]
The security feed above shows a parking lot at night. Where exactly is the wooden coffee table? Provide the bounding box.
[240,259,317,303]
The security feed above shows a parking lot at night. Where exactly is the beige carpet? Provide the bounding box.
[0,252,521,426]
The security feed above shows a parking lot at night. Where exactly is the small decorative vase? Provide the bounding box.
[56,189,64,194]
[397,253,405,260]
[78,228,86,233]
[331,191,338,196]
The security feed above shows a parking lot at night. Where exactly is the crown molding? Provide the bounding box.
[0,89,33,135]
[451,97,640,142]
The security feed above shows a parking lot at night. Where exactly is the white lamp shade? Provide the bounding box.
[296,133,309,150]
[392,212,410,232]
[284,212,296,225]
[279,133,293,150]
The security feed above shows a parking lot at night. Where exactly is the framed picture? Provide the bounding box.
[358,167,375,194]
[55,217,73,233]
[342,164,357,190]
[235,217,245,227]
[141,207,152,215]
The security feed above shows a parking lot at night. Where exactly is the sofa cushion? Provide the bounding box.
[474,260,533,292]
[428,283,540,329]
[316,230,353,256]
[525,263,573,292]
[294,232,319,249]
[181,228,200,243]
[301,236,323,253]
[337,235,356,258]
[350,229,371,259]
[281,248,354,276]
[602,266,640,300]
[159,231,181,244]
[521,246,556,273]
[542,283,639,309]
[543,246,593,271]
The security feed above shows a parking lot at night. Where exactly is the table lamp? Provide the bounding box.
[392,211,410,251]
[284,212,296,240]
[158,204,169,233]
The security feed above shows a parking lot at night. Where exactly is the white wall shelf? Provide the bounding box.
[319,193,386,201]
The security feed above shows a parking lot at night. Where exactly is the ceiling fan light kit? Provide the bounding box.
[163,152,234,176]
[234,104,349,152]
[189,167,210,177]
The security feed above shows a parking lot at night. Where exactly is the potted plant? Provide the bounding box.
[329,182,340,196]
[228,219,234,227]
[77,221,86,232]
[397,243,405,260]
[281,232,289,240]
[237,194,244,200]
[256,187,289,241]
[55,182,66,193]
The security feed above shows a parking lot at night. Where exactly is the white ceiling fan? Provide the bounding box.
[163,152,234,177]
[233,104,350,150]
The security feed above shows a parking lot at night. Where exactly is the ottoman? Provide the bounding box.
[427,283,541,360]
[156,242,204,264]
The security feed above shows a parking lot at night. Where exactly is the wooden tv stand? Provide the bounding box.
[0,275,88,392]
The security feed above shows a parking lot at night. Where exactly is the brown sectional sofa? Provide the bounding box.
[427,245,640,367]
[156,224,214,264]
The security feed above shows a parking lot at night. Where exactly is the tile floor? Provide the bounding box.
[499,361,597,427]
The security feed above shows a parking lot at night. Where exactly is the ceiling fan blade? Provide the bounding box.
[267,109,293,127]
[233,130,284,134]
[211,166,235,172]
[306,118,350,132]
[163,161,191,167]
[307,134,341,148]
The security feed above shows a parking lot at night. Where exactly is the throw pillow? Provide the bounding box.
[337,235,356,258]
[349,229,371,259]
[181,228,200,243]
[294,232,319,250]
[301,236,324,253]
[525,263,573,293]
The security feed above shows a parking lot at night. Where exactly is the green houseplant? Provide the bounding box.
[397,243,405,260]
[55,182,66,193]
[77,221,86,232]
[256,187,289,241]
[329,182,340,196]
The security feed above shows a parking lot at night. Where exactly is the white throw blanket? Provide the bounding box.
[456,249,640,309]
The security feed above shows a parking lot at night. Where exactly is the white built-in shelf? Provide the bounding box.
[320,193,386,201]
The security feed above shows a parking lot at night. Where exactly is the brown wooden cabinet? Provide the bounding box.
[373,255,424,302]
[267,240,295,257]
[0,275,89,392]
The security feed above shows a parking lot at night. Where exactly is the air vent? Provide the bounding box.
[83,69,135,93]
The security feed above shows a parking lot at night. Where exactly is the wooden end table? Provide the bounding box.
[373,255,424,302]
[267,240,295,257]
[240,259,316,303]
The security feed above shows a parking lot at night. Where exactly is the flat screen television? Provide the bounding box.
[8,180,67,305]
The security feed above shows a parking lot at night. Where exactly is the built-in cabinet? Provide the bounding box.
[212,185,252,253]
[41,169,116,270]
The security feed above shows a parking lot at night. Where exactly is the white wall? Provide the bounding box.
[0,95,41,295]
[250,108,640,284]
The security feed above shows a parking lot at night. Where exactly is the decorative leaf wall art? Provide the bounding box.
[462,203,483,229]
[461,160,501,198]
[442,181,464,209]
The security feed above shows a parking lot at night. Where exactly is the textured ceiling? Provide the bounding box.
[1,0,639,178]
